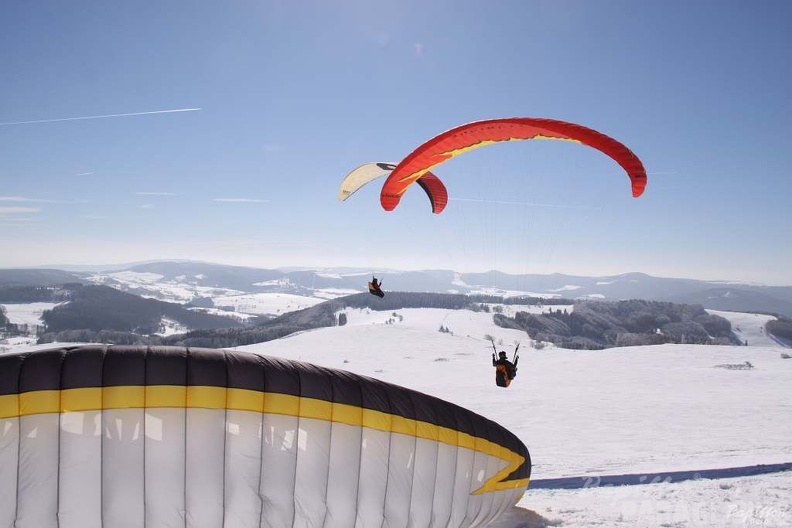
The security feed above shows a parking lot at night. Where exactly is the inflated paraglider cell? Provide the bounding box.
[0,345,530,527]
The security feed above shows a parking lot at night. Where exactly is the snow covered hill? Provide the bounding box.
[5,301,790,526]
[236,306,791,528]
[707,309,786,348]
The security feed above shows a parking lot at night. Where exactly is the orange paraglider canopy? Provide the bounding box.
[380,117,647,212]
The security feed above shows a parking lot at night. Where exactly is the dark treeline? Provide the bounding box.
[38,284,242,337]
[0,285,74,303]
[467,295,571,306]
[166,292,552,348]
[495,299,739,349]
[34,291,769,351]
[38,329,163,346]
[766,316,792,342]
[331,292,472,311]
[39,291,545,348]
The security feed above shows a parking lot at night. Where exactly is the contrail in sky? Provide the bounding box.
[0,108,201,126]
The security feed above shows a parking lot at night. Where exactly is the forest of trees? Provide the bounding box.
[494,299,739,349]
[766,316,792,342]
[20,286,784,351]
[34,284,242,340]
[0,285,73,303]
[37,291,534,348]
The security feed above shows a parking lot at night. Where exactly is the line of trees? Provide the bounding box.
[31,288,776,351]
[0,285,73,303]
[766,316,792,342]
[494,299,739,349]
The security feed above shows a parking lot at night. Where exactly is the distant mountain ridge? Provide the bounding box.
[0,269,87,286]
[1,261,791,316]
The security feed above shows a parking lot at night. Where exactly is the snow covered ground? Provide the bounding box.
[88,270,244,303]
[187,306,259,322]
[154,317,189,336]
[86,270,350,318]
[1,302,59,325]
[3,301,789,526]
[212,292,324,317]
[0,335,38,354]
[707,309,783,348]
[235,306,791,528]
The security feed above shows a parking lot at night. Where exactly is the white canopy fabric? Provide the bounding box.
[0,345,529,527]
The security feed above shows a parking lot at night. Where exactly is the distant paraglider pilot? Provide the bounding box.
[368,276,385,298]
[492,345,519,388]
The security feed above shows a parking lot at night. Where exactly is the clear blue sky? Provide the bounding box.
[1,1,790,284]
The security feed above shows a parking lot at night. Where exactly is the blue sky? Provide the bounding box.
[1,1,790,284]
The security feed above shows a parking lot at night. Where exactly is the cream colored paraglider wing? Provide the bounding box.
[341,162,448,214]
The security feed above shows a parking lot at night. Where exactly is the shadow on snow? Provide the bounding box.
[529,462,792,490]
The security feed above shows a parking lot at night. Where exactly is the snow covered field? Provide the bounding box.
[212,292,324,317]
[707,309,784,348]
[1,302,59,325]
[4,302,789,526]
[88,270,244,303]
[236,306,791,527]
[86,270,348,318]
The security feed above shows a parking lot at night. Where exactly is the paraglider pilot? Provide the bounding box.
[368,276,385,298]
[492,345,519,388]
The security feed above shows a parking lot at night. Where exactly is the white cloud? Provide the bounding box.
[414,43,424,56]
[0,206,40,214]
[0,222,44,229]
[76,172,95,176]
[0,196,57,203]
[213,198,269,203]
[0,196,84,204]
[135,192,177,196]
[0,216,40,223]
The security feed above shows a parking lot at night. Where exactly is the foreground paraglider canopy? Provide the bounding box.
[380,117,648,212]
[0,345,530,528]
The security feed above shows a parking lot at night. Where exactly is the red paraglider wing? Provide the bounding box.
[415,172,449,214]
[380,117,647,211]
